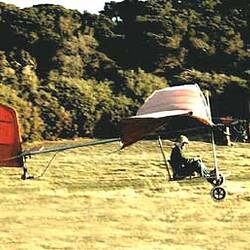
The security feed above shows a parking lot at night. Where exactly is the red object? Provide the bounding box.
[0,104,23,167]
[121,84,213,148]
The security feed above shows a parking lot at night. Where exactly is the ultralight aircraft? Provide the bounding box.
[0,84,227,200]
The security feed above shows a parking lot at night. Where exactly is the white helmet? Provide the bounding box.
[178,135,189,144]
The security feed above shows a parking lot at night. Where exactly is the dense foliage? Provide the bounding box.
[0,0,249,141]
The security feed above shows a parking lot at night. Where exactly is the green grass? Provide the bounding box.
[0,139,249,250]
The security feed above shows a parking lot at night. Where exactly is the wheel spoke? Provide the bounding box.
[211,187,226,201]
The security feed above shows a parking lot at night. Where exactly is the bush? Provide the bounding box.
[0,83,44,141]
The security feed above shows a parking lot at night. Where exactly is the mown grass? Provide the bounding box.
[0,139,249,250]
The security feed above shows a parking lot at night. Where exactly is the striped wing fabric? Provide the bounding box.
[121,84,213,148]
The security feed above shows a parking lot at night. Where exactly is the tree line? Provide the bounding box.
[0,0,249,141]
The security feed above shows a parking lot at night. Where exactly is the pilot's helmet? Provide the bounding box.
[178,135,189,145]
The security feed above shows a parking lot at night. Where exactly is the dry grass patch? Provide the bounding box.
[0,139,249,249]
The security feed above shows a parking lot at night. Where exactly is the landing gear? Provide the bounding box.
[209,174,224,186]
[21,159,33,180]
[21,166,34,180]
[210,186,227,201]
[208,173,227,201]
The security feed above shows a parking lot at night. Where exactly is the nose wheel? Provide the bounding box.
[210,174,224,186]
[210,186,227,201]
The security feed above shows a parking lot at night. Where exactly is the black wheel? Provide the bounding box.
[209,174,224,186]
[211,186,227,201]
[214,175,224,186]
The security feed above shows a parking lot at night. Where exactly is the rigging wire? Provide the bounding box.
[27,139,122,179]
[34,151,59,179]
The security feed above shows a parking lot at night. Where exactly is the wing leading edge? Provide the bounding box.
[121,84,213,148]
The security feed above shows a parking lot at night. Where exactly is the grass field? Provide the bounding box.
[0,138,249,250]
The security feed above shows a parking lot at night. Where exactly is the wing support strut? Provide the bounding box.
[205,91,220,181]
[158,136,172,181]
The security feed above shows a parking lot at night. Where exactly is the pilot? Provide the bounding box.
[170,135,212,180]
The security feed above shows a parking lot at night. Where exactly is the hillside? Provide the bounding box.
[0,0,249,141]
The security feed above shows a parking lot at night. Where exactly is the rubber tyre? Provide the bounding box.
[211,186,227,201]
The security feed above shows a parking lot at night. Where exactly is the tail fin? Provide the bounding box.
[0,104,23,167]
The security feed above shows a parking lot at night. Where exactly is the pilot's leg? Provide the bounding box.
[191,160,210,178]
